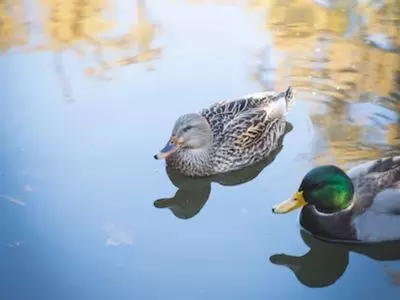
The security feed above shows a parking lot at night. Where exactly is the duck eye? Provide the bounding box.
[183,125,193,132]
[313,182,324,189]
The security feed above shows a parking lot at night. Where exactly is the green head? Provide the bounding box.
[272,165,354,214]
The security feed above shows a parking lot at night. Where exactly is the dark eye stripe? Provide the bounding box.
[183,125,193,132]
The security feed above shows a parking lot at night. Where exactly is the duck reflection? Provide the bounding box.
[270,229,400,288]
[154,122,293,219]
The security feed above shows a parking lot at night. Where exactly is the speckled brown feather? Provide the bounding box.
[199,88,293,149]
[211,110,286,173]
[163,87,294,177]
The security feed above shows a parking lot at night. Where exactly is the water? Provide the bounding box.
[1,0,400,299]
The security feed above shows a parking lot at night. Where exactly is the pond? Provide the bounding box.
[1,0,400,299]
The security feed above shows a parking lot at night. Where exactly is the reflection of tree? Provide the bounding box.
[187,0,240,4]
[53,52,74,102]
[0,0,29,53]
[84,0,162,76]
[39,0,114,51]
[2,0,161,75]
[359,0,400,50]
[35,0,161,77]
[252,0,400,168]
[251,0,350,40]
[35,0,117,100]
[1,0,162,100]
[254,0,399,98]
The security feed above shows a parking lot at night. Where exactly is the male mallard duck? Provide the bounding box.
[154,86,294,177]
[272,157,400,243]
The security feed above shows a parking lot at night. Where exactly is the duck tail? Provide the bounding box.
[265,86,295,119]
[284,86,295,110]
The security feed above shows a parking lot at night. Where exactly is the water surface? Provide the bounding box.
[1,0,400,299]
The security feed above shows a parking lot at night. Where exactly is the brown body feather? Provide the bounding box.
[163,87,294,177]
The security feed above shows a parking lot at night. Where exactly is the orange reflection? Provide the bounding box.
[2,0,162,76]
[252,0,400,167]
[84,0,162,76]
[0,0,28,53]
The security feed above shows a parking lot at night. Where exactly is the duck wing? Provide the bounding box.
[347,156,400,213]
[200,87,293,147]
[348,156,400,242]
[211,98,290,174]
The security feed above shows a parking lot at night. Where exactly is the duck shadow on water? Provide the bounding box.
[154,122,293,219]
[270,229,400,288]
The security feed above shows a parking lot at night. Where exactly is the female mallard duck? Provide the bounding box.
[272,157,400,243]
[154,86,294,177]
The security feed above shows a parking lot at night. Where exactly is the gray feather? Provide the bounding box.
[304,156,400,243]
[348,156,400,242]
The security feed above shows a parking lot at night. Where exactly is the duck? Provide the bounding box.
[272,156,400,243]
[154,86,295,177]
[154,122,292,219]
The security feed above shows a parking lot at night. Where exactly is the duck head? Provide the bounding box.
[272,165,354,214]
[154,113,213,160]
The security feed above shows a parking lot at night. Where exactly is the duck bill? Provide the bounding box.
[154,141,177,160]
[272,191,306,214]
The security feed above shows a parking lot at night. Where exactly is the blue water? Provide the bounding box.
[1,0,400,299]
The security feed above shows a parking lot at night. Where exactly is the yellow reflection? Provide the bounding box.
[7,0,162,75]
[254,0,399,97]
[387,123,400,145]
[254,0,349,42]
[0,0,162,100]
[36,0,114,53]
[84,0,161,76]
[188,0,240,4]
[359,0,400,49]
[0,0,28,53]
[252,0,400,166]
